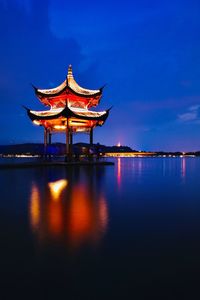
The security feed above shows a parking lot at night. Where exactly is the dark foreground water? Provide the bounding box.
[1,157,200,299]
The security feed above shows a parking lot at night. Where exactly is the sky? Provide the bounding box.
[0,0,200,151]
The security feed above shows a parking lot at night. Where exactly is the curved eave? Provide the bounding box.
[65,106,109,123]
[26,106,110,123]
[34,81,68,98]
[27,108,65,121]
[33,81,103,99]
[66,82,102,98]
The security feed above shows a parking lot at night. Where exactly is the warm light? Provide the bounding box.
[68,185,93,246]
[48,179,68,201]
[33,120,40,125]
[104,152,155,157]
[48,196,63,236]
[29,184,40,231]
[53,125,66,130]
[117,157,121,188]
[69,121,88,126]
[117,142,121,147]
[76,128,90,132]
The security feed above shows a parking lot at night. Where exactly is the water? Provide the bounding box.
[1,157,200,299]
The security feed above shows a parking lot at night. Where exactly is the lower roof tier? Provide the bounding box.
[25,105,110,133]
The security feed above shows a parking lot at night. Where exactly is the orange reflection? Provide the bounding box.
[68,185,108,247]
[117,157,121,187]
[48,197,63,236]
[68,185,95,246]
[29,183,40,231]
[48,179,68,201]
[47,179,68,236]
[29,178,108,249]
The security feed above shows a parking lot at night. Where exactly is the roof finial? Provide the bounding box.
[67,64,73,79]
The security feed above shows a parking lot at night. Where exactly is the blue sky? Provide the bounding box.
[0,0,200,151]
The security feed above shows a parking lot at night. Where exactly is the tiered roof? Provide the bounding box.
[26,65,110,133]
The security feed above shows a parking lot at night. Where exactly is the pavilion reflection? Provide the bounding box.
[29,167,108,249]
[29,183,40,232]
[48,179,68,201]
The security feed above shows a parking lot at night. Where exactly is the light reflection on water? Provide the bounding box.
[29,170,108,249]
[48,179,68,201]
[1,157,200,298]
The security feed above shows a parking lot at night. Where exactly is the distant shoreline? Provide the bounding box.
[0,142,199,157]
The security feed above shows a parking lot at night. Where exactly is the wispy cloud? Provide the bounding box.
[178,105,200,123]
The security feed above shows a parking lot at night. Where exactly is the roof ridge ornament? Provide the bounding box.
[67,64,73,79]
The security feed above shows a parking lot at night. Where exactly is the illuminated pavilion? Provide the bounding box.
[25,65,110,160]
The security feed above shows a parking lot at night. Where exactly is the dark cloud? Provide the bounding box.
[0,0,200,150]
[0,0,84,143]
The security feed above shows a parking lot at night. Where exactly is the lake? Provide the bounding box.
[1,157,200,299]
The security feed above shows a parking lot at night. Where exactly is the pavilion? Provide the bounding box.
[24,65,110,160]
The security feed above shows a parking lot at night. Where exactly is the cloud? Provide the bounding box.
[178,105,200,123]
[189,105,200,111]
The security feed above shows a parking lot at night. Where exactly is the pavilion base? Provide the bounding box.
[0,160,114,169]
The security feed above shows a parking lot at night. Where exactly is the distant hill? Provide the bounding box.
[0,143,134,156]
[0,143,199,156]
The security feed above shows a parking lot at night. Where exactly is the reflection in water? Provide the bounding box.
[29,170,108,249]
[68,184,94,245]
[181,157,186,179]
[29,183,40,231]
[138,159,142,177]
[98,197,108,232]
[48,195,63,237]
[68,185,108,247]
[48,179,68,201]
[117,158,121,188]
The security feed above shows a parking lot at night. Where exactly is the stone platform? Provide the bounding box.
[0,160,114,169]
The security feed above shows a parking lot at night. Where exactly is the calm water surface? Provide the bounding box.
[1,157,200,299]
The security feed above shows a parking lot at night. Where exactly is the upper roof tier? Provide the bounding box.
[33,65,104,109]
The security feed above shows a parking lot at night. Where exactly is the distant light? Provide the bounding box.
[117,142,121,147]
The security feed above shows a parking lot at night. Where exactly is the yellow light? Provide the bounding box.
[29,184,40,231]
[48,179,68,201]
[33,120,40,125]
[69,121,88,126]
[54,125,66,130]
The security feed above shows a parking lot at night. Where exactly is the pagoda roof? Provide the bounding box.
[33,65,103,99]
[25,105,110,123]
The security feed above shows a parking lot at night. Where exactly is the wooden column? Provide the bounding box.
[89,127,93,160]
[65,119,70,161]
[48,131,52,145]
[48,131,52,159]
[44,127,47,159]
[90,127,93,145]
[70,130,73,159]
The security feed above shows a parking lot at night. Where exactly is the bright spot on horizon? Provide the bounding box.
[117,142,121,147]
